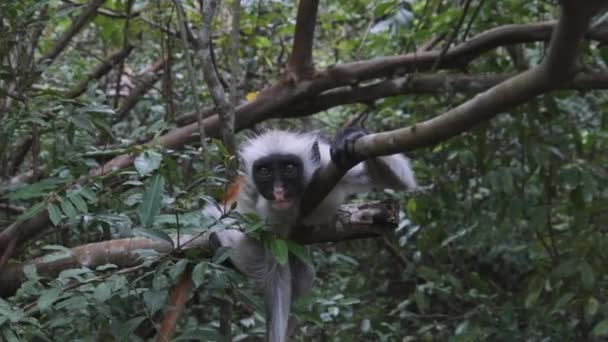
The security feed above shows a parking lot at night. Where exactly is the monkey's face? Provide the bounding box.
[252,154,306,211]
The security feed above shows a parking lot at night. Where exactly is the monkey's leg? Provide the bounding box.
[210,230,293,342]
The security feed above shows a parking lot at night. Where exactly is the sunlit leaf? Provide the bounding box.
[138,174,165,227]
[270,238,288,265]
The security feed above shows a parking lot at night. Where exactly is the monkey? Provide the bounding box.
[203,127,417,342]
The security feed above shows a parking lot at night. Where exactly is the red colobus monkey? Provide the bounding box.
[204,127,416,342]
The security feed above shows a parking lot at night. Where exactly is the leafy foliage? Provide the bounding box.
[1,0,608,341]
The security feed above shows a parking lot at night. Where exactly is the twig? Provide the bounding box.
[198,0,235,154]
[173,0,207,150]
[65,44,135,98]
[39,0,106,65]
[431,0,472,71]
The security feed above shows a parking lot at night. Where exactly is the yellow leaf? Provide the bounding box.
[246,91,259,102]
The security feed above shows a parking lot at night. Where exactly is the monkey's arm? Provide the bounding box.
[330,127,417,191]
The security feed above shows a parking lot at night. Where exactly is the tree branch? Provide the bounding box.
[298,1,607,217]
[174,0,207,149]
[114,58,167,123]
[39,0,106,65]
[65,44,135,99]
[286,0,319,80]
[198,0,235,153]
[0,200,398,298]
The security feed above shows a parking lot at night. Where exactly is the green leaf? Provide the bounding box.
[58,268,91,280]
[59,197,77,220]
[5,178,64,201]
[94,283,112,303]
[501,169,514,194]
[270,238,289,265]
[138,174,165,227]
[111,316,146,340]
[586,297,599,317]
[134,150,163,176]
[286,240,311,265]
[23,264,38,280]
[169,259,189,281]
[592,319,608,336]
[554,259,579,278]
[414,287,428,313]
[80,186,97,201]
[78,104,115,115]
[133,228,173,245]
[68,192,88,213]
[47,203,62,226]
[143,290,167,315]
[37,288,62,311]
[525,276,544,308]
[192,262,208,288]
[15,202,45,223]
[580,261,595,289]
[212,246,232,264]
[374,1,397,17]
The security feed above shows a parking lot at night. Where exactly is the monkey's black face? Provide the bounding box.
[252,154,305,211]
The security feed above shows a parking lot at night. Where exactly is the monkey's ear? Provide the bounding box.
[310,141,321,166]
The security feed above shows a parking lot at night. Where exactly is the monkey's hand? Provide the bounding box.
[330,126,368,169]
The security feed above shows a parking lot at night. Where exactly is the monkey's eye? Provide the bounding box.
[258,167,270,177]
[285,164,296,175]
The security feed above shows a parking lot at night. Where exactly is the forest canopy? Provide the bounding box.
[1,0,608,340]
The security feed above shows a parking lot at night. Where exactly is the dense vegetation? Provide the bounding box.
[1,0,607,340]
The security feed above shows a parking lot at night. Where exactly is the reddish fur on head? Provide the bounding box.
[220,176,243,207]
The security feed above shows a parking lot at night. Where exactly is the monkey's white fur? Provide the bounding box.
[204,129,416,342]
[211,130,416,227]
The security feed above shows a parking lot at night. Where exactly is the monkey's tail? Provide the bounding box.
[264,260,292,342]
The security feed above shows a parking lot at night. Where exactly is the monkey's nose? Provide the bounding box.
[273,185,285,200]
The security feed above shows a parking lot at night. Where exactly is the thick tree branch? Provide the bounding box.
[0,200,398,298]
[298,1,607,217]
[286,0,319,80]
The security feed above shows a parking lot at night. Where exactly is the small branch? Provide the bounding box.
[61,0,143,19]
[229,0,241,160]
[173,0,207,149]
[175,106,221,126]
[156,267,193,342]
[114,58,167,122]
[432,0,472,70]
[8,136,33,176]
[112,0,134,108]
[65,44,135,98]
[39,0,106,65]
[0,200,398,298]
[382,236,409,270]
[219,295,233,341]
[286,0,319,80]
[198,0,235,154]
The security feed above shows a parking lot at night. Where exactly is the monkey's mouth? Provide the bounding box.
[271,199,294,210]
